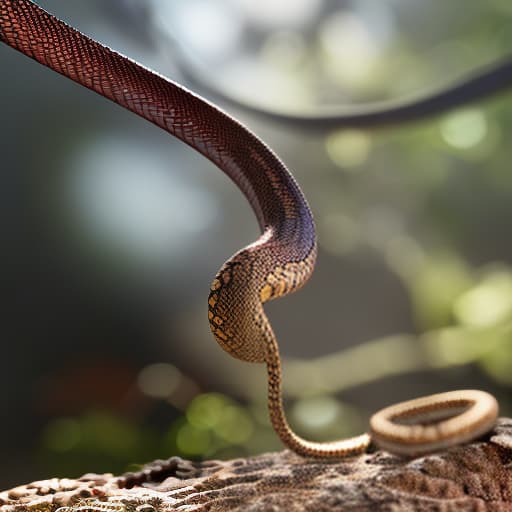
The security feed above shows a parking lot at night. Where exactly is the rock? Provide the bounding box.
[3,418,512,511]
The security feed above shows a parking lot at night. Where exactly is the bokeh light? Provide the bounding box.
[68,135,218,266]
[440,108,488,149]
[326,130,372,169]
[138,363,182,399]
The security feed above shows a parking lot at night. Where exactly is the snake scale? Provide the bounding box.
[0,0,499,458]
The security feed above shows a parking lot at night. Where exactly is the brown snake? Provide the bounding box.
[0,0,499,458]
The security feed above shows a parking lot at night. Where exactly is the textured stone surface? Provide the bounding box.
[3,418,512,511]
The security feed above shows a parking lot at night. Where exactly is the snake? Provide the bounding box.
[0,0,499,458]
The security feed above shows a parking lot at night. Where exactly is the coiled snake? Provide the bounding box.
[0,0,499,457]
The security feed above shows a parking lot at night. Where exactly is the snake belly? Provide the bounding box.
[0,0,498,458]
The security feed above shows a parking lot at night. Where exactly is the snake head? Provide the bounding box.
[208,249,273,364]
[207,237,316,364]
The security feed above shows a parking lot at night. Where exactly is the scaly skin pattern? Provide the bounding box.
[0,0,498,458]
[370,390,499,456]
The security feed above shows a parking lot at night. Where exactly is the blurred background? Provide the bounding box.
[1,0,512,488]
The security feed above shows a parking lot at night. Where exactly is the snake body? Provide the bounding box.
[0,0,498,458]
